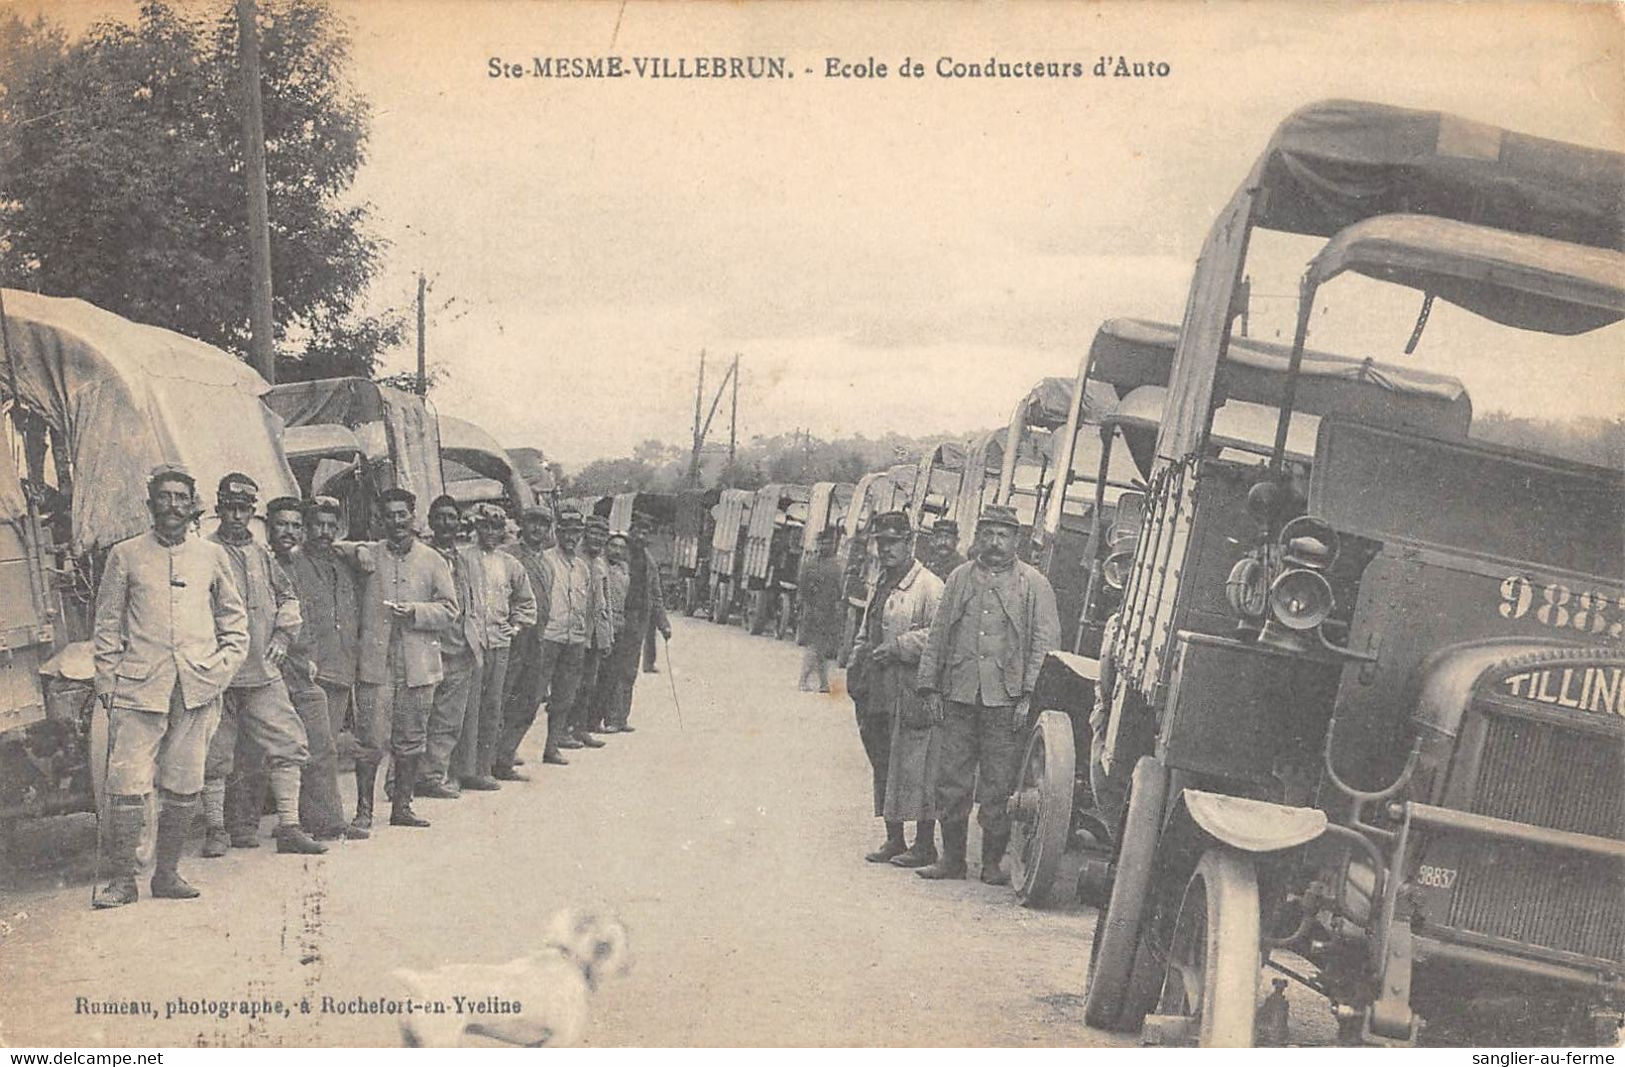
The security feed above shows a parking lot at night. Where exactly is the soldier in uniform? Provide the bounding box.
[566,515,613,750]
[915,504,1060,884]
[422,496,481,799]
[90,464,248,908]
[495,506,591,774]
[601,512,670,733]
[352,487,459,830]
[491,505,554,785]
[796,527,844,693]
[924,519,966,581]
[855,511,945,867]
[201,474,326,857]
[452,503,536,787]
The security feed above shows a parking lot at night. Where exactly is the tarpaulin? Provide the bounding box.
[439,413,534,508]
[1306,215,1625,335]
[1016,377,1076,430]
[508,446,555,494]
[0,289,297,553]
[1252,99,1625,250]
[263,377,445,512]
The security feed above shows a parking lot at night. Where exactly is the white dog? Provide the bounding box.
[393,909,631,1047]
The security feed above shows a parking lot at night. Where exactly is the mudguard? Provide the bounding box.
[1177,789,1327,853]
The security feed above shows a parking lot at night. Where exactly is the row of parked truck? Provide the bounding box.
[1,98,1620,1046]
[658,100,1625,1048]
[0,290,549,830]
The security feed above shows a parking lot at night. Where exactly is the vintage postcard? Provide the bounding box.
[0,0,1620,1052]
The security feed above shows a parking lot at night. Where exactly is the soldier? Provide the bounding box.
[915,504,1060,884]
[588,533,632,734]
[298,495,370,834]
[796,527,844,693]
[849,512,944,865]
[201,474,327,857]
[491,505,554,786]
[924,519,966,581]
[601,512,670,733]
[495,506,591,774]
[421,496,480,799]
[352,487,459,830]
[90,464,248,908]
[264,496,358,840]
[451,503,536,788]
[566,515,613,750]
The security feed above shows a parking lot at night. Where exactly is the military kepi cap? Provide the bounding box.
[147,462,195,491]
[978,504,1020,529]
[933,520,959,536]
[871,510,912,540]
[472,503,507,527]
[216,472,259,506]
[584,515,610,532]
[555,506,585,528]
[520,505,554,524]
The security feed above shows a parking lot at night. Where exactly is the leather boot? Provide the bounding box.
[200,779,229,858]
[980,829,1012,886]
[891,820,938,868]
[917,819,969,880]
[150,796,201,899]
[389,755,431,827]
[92,797,145,909]
[864,821,907,863]
[276,824,329,854]
[352,761,378,832]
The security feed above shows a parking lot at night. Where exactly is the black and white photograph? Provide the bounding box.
[0,0,1620,1051]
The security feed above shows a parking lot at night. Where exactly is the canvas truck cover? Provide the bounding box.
[1305,215,1625,335]
[439,413,534,509]
[263,377,446,511]
[1249,99,1625,251]
[1159,101,1625,462]
[508,446,555,494]
[0,289,297,553]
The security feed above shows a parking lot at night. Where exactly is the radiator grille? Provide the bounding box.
[1471,711,1623,840]
[1443,707,1625,963]
[1446,844,1624,963]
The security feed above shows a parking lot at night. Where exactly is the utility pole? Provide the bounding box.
[688,350,706,486]
[236,0,275,383]
[726,353,739,487]
[415,272,427,396]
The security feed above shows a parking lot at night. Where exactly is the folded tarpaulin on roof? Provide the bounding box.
[0,289,297,553]
[263,376,445,513]
[1017,377,1075,429]
[1250,99,1625,250]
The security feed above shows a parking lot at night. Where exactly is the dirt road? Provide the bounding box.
[0,616,1136,1048]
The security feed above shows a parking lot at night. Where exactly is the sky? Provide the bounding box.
[17,0,1625,467]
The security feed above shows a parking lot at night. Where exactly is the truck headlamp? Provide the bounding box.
[1268,567,1334,631]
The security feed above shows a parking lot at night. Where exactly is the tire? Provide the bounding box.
[683,577,700,617]
[1084,755,1168,1031]
[1154,848,1262,1047]
[748,590,768,635]
[1009,710,1076,907]
[711,579,729,625]
[777,596,794,641]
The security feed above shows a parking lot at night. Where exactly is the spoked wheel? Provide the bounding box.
[1149,848,1261,1047]
[776,596,794,640]
[1084,755,1168,1031]
[710,580,729,624]
[1008,710,1075,907]
[683,577,701,616]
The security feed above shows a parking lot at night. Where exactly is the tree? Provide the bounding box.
[0,1,398,379]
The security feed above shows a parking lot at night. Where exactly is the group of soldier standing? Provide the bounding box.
[88,463,669,910]
[817,506,1060,885]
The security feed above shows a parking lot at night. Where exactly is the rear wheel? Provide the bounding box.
[1008,710,1075,907]
[776,595,794,640]
[1151,848,1261,1047]
[1084,755,1168,1031]
[683,577,700,616]
[710,579,729,624]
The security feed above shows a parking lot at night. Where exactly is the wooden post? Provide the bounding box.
[689,349,705,486]
[416,272,427,395]
[726,354,739,487]
[236,0,275,382]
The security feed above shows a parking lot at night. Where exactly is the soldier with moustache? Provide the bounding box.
[565,515,613,750]
[600,512,670,733]
[923,520,967,581]
[491,505,554,785]
[200,474,327,858]
[352,487,459,830]
[90,465,248,908]
[915,504,1060,884]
